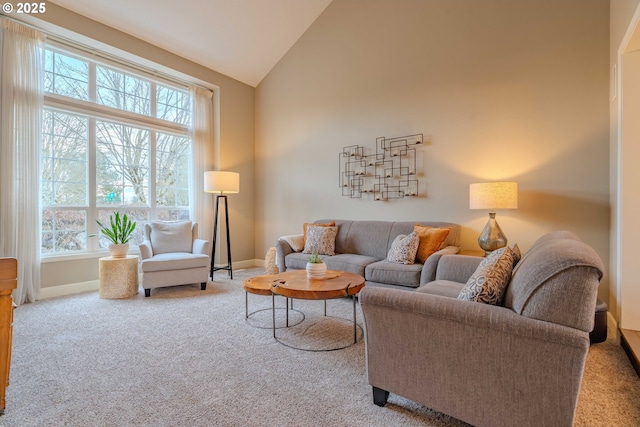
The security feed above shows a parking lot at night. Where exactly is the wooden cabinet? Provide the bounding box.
[0,258,17,415]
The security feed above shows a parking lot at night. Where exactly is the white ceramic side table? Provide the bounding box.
[99,255,139,299]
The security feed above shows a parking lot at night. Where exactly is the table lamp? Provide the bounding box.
[469,182,518,255]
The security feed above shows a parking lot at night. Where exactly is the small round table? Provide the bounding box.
[98,255,139,299]
[245,270,365,351]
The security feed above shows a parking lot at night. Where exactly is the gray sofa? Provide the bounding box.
[275,220,461,289]
[360,230,604,427]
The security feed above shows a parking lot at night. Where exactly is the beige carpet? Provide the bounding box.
[1,267,638,427]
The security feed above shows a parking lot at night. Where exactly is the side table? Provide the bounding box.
[99,255,139,299]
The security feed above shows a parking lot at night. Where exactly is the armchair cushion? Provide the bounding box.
[141,252,209,273]
[150,221,192,254]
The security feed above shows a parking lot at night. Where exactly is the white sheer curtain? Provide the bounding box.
[189,86,215,244]
[0,19,44,305]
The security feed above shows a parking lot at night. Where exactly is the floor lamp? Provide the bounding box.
[204,171,239,280]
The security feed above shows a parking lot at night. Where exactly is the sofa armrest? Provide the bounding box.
[192,239,210,256]
[433,253,483,283]
[420,246,460,285]
[360,286,590,427]
[275,239,294,273]
[139,241,153,260]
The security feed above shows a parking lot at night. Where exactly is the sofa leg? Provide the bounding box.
[372,386,389,407]
[144,289,150,297]
[201,282,207,291]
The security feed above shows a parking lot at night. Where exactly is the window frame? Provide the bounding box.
[42,43,193,259]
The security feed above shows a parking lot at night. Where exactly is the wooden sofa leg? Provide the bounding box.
[373,386,389,407]
[144,289,150,297]
[201,282,207,291]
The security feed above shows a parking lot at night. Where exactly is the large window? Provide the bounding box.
[42,46,192,255]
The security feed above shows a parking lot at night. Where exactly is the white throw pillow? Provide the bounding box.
[280,234,304,252]
[387,232,420,265]
[302,226,338,256]
[150,221,193,255]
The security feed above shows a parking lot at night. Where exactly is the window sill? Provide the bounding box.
[41,248,141,263]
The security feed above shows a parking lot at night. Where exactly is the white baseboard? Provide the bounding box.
[38,259,263,300]
[39,280,99,300]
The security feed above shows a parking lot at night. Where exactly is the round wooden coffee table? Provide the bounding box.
[245,270,365,351]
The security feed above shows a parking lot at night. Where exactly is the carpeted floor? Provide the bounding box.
[1,267,639,426]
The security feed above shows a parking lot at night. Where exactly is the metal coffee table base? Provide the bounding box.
[245,292,304,329]
[271,294,362,352]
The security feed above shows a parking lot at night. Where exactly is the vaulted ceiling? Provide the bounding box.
[48,0,332,87]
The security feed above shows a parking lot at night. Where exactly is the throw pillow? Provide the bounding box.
[303,221,336,247]
[387,232,420,265]
[458,247,514,305]
[511,243,522,267]
[302,226,338,256]
[150,221,193,255]
[280,234,304,252]
[413,225,451,263]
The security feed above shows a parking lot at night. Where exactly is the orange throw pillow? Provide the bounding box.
[413,224,451,263]
[303,221,336,246]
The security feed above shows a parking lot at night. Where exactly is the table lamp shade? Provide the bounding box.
[204,171,239,194]
[469,182,518,211]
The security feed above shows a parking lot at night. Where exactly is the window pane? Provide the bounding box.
[41,209,87,253]
[157,85,191,126]
[96,121,149,207]
[157,209,190,221]
[96,66,150,115]
[156,133,189,208]
[44,50,89,100]
[42,110,88,206]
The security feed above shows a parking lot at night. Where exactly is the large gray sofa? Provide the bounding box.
[275,220,461,289]
[360,230,605,427]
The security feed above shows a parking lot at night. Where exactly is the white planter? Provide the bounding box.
[109,243,129,258]
[306,262,327,279]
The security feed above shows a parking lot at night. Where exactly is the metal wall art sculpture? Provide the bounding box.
[339,133,425,201]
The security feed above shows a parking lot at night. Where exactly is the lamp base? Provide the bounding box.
[478,212,508,255]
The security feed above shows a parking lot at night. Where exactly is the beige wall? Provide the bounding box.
[27,4,255,289]
[255,0,610,298]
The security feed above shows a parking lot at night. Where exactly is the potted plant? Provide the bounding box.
[92,212,137,258]
[306,251,327,279]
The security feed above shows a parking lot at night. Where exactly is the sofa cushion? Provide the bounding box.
[417,280,465,298]
[150,221,192,255]
[302,226,338,255]
[413,225,451,263]
[458,247,513,305]
[365,260,423,288]
[387,232,420,264]
[141,252,209,273]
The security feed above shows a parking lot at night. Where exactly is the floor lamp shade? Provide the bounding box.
[204,171,239,194]
[470,182,518,254]
[205,171,239,280]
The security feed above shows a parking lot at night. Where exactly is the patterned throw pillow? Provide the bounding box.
[413,225,451,263]
[387,232,420,265]
[303,221,336,247]
[511,243,521,267]
[458,247,514,305]
[302,226,338,256]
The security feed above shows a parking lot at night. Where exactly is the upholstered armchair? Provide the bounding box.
[360,231,604,427]
[139,221,210,297]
